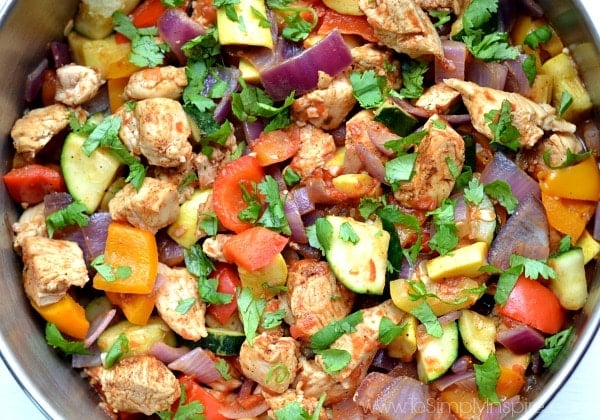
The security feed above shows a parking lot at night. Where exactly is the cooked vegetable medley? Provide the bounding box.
[4,0,600,418]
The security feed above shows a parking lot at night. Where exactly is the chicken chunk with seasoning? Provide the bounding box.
[124,66,188,100]
[11,202,47,253]
[11,104,75,160]
[88,355,180,416]
[120,98,193,167]
[239,331,300,394]
[289,124,337,178]
[358,0,443,58]
[444,78,576,148]
[517,132,585,179]
[315,300,405,383]
[21,236,89,307]
[415,82,462,114]
[292,72,356,130]
[109,177,180,234]
[202,234,233,263]
[351,43,401,90]
[286,259,355,341]
[155,263,208,340]
[394,115,465,210]
[263,389,326,419]
[416,0,470,15]
[54,64,105,106]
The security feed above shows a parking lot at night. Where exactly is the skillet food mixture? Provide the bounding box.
[3,0,600,418]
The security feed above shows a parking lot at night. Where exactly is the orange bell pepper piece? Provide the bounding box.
[539,157,600,201]
[93,223,158,294]
[222,226,289,271]
[31,295,89,340]
[251,126,301,166]
[108,77,130,113]
[106,291,156,326]
[541,191,596,242]
[496,365,526,398]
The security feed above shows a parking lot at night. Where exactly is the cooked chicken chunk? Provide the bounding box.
[12,202,47,253]
[415,82,461,114]
[315,300,405,383]
[109,177,180,233]
[124,98,193,167]
[124,66,188,100]
[416,0,470,15]
[345,110,395,172]
[394,115,465,210]
[11,104,72,159]
[286,259,355,341]
[517,132,585,179]
[54,64,104,106]
[155,263,208,340]
[202,234,232,263]
[192,130,238,188]
[358,0,443,58]
[351,43,401,90]
[90,355,180,416]
[289,124,336,178]
[292,72,356,130]
[239,332,300,394]
[21,236,88,306]
[263,389,326,419]
[444,78,576,148]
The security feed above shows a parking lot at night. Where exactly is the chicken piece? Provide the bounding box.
[132,98,192,167]
[289,124,336,178]
[11,202,47,253]
[291,72,356,130]
[263,389,326,419]
[239,331,300,394]
[202,233,233,263]
[415,82,461,114]
[21,236,89,306]
[286,259,355,341]
[89,355,180,416]
[358,0,443,58]
[115,105,140,156]
[11,104,72,159]
[444,78,576,148]
[54,64,105,106]
[124,66,188,100]
[109,177,180,234]
[293,356,368,405]
[394,115,465,210]
[345,110,395,172]
[155,263,208,340]
[516,132,585,179]
[351,43,401,90]
[416,0,470,15]
[315,300,405,383]
[192,131,238,188]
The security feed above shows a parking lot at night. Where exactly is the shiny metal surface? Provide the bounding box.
[0,0,599,419]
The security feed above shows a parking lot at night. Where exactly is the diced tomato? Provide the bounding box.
[3,163,66,205]
[179,375,227,420]
[213,155,265,233]
[251,126,301,166]
[41,69,58,106]
[115,0,183,44]
[206,264,241,325]
[497,276,566,334]
[222,226,289,271]
[314,3,378,42]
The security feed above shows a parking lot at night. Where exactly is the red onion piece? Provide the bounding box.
[432,370,475,391]
[362,374,430,418]
[355,144,387,183]
[367,126,397,158]
[284,195,308,243]
[241,120,265,146]
[24,58,48,103]
[482,395,521,420]
[44,192,73,215]
[219,400,269,419]
[480,152,540,202]
[391,97,432,119]
[84,309,117,348]
[451,355,474,373]
[438,311,461,326]
[290,186,315,216]
[488,194,549,269]
[496,324,546,354]
[594,202,600,241]
[354,372,395,410]
[371,349,399,372]
[149,341,190,364]
[435,39,468,83]
[331,398,370,420]
[467,59,508,90]
[260,30,352,101]
[49,41,72,68]
[498,0,518,32]
[342,145,364,174]
[168,347,221,383]
[582,120,600,156]
[518,0,543,18]
[72,351,102,369]
[441,113,472,125]
[157,231,185,267]
[453,192,470,239]
[504,55,532,97]
[82,85,110,115]
[158,8,205,65]
[81,212,112,264]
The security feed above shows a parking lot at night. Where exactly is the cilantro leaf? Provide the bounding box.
[494,264,522,305]
[474,353,501,404]
[539,326,574,368]
[350,70,386,108]
[522,54,537,87]
[339,221,360,244]
[464,177,485,205]
[182,27,221,61]
[267,0,318,42]
[509,254,556,280]
[262,309,286,329]
[91,255,132,283]
[45,323,90,355]
[557,235,573,254]
[104,332,129,368]
[314,217,334,253]
[524,25,553,49]
[483,179,518,214]
[162,0,185,6]
[377,204,423,264]
[199,212,219,236]
[113,12,167,68]
[310,310,364,351]
[385,153,418,186]
[484,99,521,151]
[378,317,406,345]
[384,130,427,154]
[45,201,90,238]
[398,59,428,99]
[257,176,290,235]
[319,348,351,373]
[175,298,196,315]
[429,10,451,28]
[157,384,204,420]
[283,167,301,187]
[215,358,232,380]
[558,90,573,117]
[411,301,442,337]
[237,287,266,345]
[184,244,215,280]
[199,278,233,305]
[427,198,459,255]
[69,112,97,135]
[359,197,384,220]
[275,402,310,420]
[543,148,592,170]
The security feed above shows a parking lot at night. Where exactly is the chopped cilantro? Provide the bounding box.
[257,176,290,235]
[543,148,592,169]
[398,59,428,99]
[69,112,97,135]
[378,317,406,345]
[484,99,521,151]
[524,25,553,49]
[464,177,485,205]
[429,10,451,28]
[522,54,537,87]
[184,244,215,280]
[45,201,89,238]
[557,235,573,254]
[314,217,334,253]
[339,221,360,244]
[45,323,89,355]
[215,358,232,380]
[199,212,219,236]
[494,264,522,305]
[237,287,266,345]
[113,12,167,68]
[182,27,221,61]
[262,309,286,329]
[175,298,196,315]
[445,156,460,178]
[539,326,574,368]
[178,172,198,192]
[104,332,129,368]
[310,310,364,351]
[319,348,351,373]
[427,198,459,255]
[377,204,423,264]
[267,0,318,42]
[162,0,185,6]
[157,384,204,420]
[359,197,384,220]
[410,301,442,338]
[509,254,556,280]
[483,179,518,213]
[385,153,418,186]
[199,278,233,305]
[214,0,241,25]
[558,90,573,117]
[384,130,427,154]
[91,255,132,283]
[474,353,501,404]
[283,167,301,187]
[350,70,386,108]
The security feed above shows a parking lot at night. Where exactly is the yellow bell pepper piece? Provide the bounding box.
[539,157,600,201]
[31,295,89,340]
[106,291,156,326]
[217,0,273,48]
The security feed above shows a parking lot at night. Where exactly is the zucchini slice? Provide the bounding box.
[199,328,245,356]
